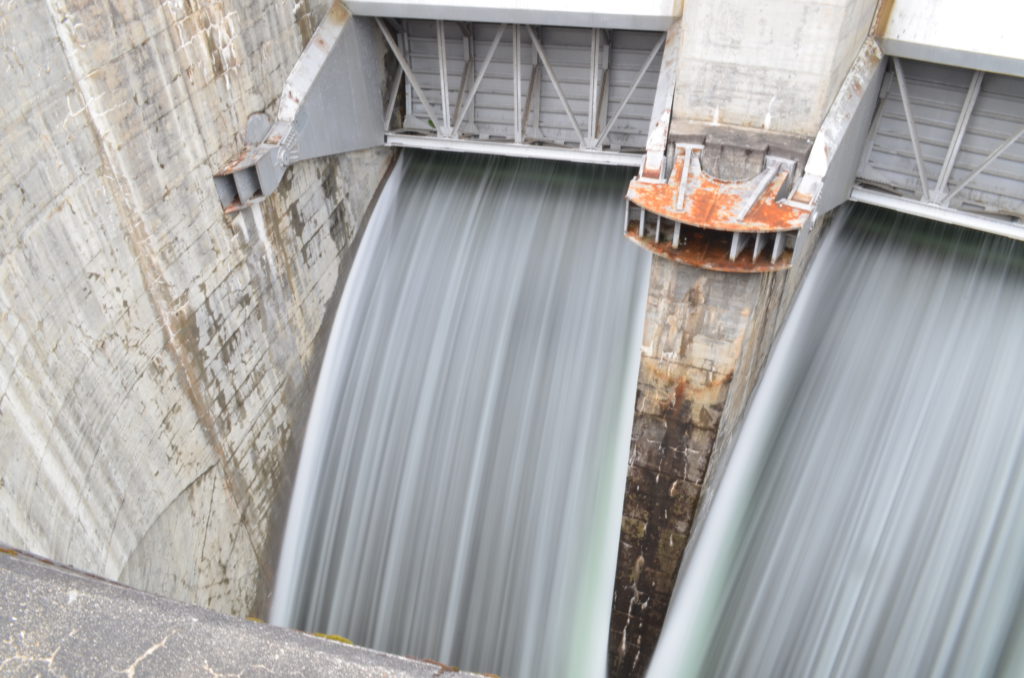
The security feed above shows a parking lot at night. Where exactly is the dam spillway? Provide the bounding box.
[5,0,1024,674]
[270,151,650,676]
[649,206,1024,677]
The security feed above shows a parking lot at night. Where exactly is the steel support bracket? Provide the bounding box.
[793,37,884,212]
[213,2,386,212]
[639,20,681,180]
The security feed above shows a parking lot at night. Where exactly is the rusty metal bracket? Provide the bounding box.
[625,36,886,273]
[628,145,811,233]
[625,142,805,272]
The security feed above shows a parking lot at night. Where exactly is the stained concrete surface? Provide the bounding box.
[606,3,878,669]
[0,547,487,678]
[671,0,877,136]
[608,217,831,677]
[1,0,391,618]
[608,259,763,677]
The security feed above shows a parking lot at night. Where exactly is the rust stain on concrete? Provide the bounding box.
[609,258,762,678]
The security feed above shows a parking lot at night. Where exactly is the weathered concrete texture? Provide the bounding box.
[0,0,392,619]
[608,258,762,677]
[670,0,879,136]
[608,217,832,677]
[0,547,487,677]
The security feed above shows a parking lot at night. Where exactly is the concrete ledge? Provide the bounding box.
[0,547,488,677]
[345,0,677,30]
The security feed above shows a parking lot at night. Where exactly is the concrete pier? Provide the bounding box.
[609,0,880,670]
[609,219,830,675]
[609,259,761,675]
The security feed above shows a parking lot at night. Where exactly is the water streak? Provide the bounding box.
[649,205,1024,677]
[271,151,650,677]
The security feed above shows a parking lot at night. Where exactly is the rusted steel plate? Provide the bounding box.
[624,222,793,273]
[215,147,258,176]
[628,152,811,233]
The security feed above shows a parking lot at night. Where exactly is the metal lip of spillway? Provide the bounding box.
[850,186,1024,242]
[385,133,644,166]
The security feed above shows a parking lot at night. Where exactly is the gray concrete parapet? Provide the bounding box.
[0,547,490,678]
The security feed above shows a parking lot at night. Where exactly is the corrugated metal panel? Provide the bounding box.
[857,59,1024,219]
[392,20,662,154]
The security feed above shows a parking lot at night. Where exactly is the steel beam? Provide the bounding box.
[753,232,766,261]
[522,62,541,141]
[386,133,643,166]
[771,232,786,263]
[851,186,1024,242]
[596,33,665,147]
[513,25,523,143]
[436,20,452,136]
[893,57,931,201]
[384,64,402,129]
[525,25,585,146]
[599,30,611,144]
[795,37,884,212]
[729,232,750,261]
[376,18,443,132]
[401,23,415,124]
[674,144,693,211]
[452,24,506,136]
[944,124,1024,205]
[453,25,474,134]
[529,50,542,139]
[640,21,680,180]
[588,28,600,144]
[737,161,780,220]
[934,70,983,200]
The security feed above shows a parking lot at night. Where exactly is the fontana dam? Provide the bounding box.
[2,0,1024,676]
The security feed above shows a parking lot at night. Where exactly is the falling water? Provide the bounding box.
[648,205,1024,677]
[270,151,650,677]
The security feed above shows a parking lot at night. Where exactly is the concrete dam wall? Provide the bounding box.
[7,0,1024,674]
[1,0,391,616]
